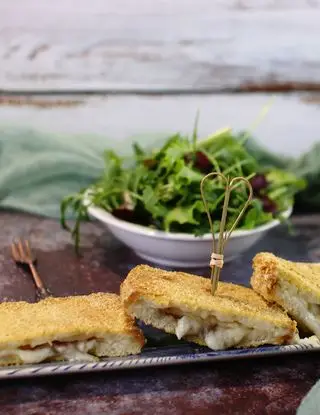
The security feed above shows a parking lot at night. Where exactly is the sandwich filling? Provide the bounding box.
[130,299,296,350]
[176,315,249,349]
[275,279,320,338]
[0,335,139,365]
[0,340,96,365]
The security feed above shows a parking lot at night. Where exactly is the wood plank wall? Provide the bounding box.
[0,0,319,156]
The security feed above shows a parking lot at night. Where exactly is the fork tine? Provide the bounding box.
[17,238,26,262]
[11,237,49,299]
[11,242,20,261]
[25,239,33,261]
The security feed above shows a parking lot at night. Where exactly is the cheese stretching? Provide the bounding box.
[120,265,298,350]
[251,252,320,338]
[0,293,144,366]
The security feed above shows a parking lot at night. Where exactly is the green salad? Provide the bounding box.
[61,128,306,250]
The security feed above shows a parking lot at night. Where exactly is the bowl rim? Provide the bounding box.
[87,201,293,242]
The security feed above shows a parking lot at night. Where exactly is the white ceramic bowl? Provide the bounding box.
[87,203,292,268]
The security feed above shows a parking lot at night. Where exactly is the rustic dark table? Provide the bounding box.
[0,212,319,415]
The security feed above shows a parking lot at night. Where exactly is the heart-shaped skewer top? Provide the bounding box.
[200,172,253,294]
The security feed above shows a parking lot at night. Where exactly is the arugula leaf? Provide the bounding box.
[141,186,168,218]
[175,165,204,184]
[164,206,199,231]
[60,190,89,254]
[132,142,145,159]
[266,170,306,191]
[60,125,303,250]
[243,199,273,229]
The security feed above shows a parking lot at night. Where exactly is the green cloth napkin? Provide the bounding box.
[0,127,104,217]
[0,126,166,218]
[297,381,320,415]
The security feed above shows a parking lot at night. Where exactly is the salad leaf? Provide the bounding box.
[60,129,305,252]
[291,143,320,212]
[243,199,273,229]
[164,205,199,231]
[242,134,319,212]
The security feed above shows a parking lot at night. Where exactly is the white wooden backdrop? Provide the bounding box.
[0,0,319,156]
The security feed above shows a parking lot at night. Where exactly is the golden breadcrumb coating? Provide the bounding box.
[251,252,320,336]
[0,293,144,351]
[121,265,296,333]
[251,252,320,303]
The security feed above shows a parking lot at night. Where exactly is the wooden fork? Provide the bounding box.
[11,238,51,300]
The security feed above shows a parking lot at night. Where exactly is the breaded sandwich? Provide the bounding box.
[251,252,320,338]
[120,265,297,350]
[0,293,144,366]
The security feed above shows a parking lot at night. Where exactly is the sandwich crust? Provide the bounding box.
[251,252,320,304]
[251,252,320,336]
[121,265,296,344]
[0,293,144,351]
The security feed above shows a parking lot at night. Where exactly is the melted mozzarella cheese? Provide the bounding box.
[175,316,249,350]
[277,280,320,338]
[0,339,98,365]
[175,316,202,340]
[205,325,248,350]
[18,347,55,364]
[0,346,54,364]
[54,341,97,362]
